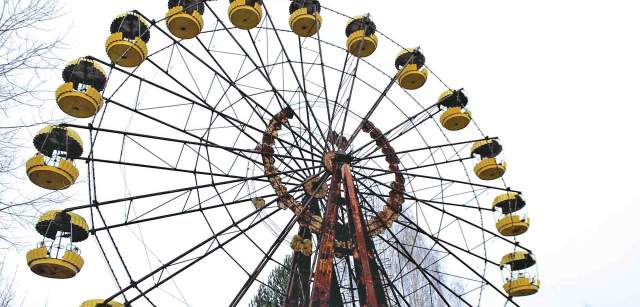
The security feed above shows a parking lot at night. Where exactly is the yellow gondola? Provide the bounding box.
[28,125,83,190]
[501,250,537,273]
[35,210,89,242]
[440,107,472,131]
[166,0,205,39]
[504,277,540,297]
[471,139,502,159]
[494,192,530,236]
[471,139,507,180]
[228,0,263,30]
[493,192,525,211]
[55,57,107,118]
[27,204,89,279]
[395,49,428,90]
[345,16,378,58]
[501,251,540,296]
[26,154,79,190]
[496,215,529,236]
[438,89,471,131]
[80,300,124,307]
[106,13,150,67]
[289,0,322,37]
[32,125,83,158]
[26,245,84,279]
[474,158,507,180]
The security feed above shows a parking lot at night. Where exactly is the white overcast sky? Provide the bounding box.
[5,0,640,306]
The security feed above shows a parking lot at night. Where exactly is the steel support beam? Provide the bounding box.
[310,170,343,306]
[342,164,387,307]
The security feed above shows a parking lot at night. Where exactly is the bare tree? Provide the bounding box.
[0,0,64,252]
[0,264,15,307]
[380,221,466,307]
[0,0,63,110]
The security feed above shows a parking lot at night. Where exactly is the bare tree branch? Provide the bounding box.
[0,0,66,253]
[0,264,16,307]
[0,0,64,111]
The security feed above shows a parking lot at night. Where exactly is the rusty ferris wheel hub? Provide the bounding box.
[322,150,353,172]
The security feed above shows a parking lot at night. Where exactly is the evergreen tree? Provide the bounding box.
[249,255,293,307]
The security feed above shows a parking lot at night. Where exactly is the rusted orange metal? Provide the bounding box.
[309,172,342,306]
[342,164,383,307]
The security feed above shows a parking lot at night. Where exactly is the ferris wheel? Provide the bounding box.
[23,1,540,306]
